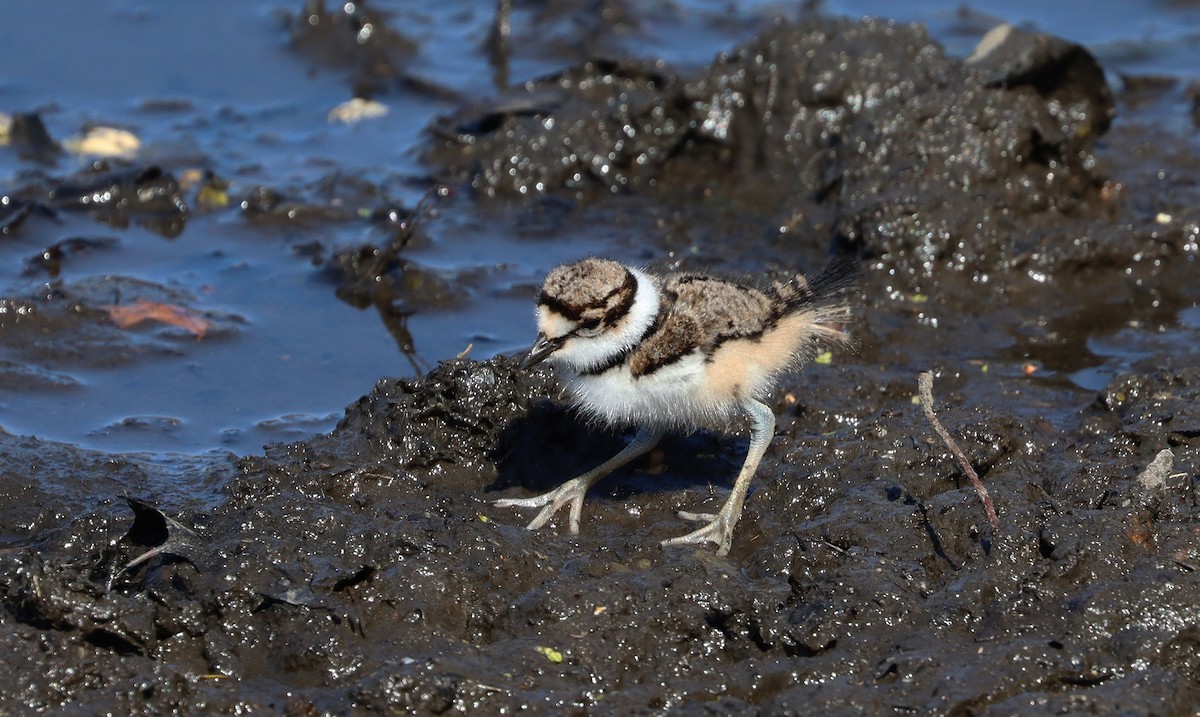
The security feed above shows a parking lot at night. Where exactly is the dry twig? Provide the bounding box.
[917,371,1000,530]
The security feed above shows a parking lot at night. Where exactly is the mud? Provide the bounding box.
[427,17,1131,278]
[3,5,1200,716]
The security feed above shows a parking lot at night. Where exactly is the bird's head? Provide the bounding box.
[522,258,640,371]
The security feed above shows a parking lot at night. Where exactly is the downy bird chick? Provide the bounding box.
[496,257,855,555]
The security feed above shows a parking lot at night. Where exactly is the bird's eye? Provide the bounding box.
[575,319,602,337]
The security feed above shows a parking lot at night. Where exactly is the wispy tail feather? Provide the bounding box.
[807,257,860,302]
[775,257,859,309]
[775,257,858,359]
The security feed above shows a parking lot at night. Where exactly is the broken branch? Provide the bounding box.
[917,371,1000,531]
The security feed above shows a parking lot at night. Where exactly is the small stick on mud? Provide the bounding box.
[917,371,1000,531]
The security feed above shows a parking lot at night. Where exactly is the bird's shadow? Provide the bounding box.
[487,399,744,499]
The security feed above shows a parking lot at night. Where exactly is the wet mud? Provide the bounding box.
[3,5,1200,716]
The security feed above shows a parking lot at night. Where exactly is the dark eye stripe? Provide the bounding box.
[539,291,582,321]
[573,319,602,336]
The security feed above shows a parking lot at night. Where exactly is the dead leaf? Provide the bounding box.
[1128,511,1155,549]
[101,298,211,339]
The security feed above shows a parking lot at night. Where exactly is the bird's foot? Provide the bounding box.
[493,477,590,533]
[662,508,738,556]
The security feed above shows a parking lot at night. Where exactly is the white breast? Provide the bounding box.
[565,352,740,429]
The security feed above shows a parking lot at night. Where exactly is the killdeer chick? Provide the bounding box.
[495,257,855,555]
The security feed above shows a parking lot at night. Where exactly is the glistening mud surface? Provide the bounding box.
[3,5,1200,716]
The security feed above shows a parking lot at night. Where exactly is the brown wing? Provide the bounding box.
[672,277,774,348]
[627,277,774,377]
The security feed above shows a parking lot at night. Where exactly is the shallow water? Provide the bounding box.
[1,0,1197,455]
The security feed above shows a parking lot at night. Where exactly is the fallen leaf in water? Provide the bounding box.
[101,298,210,339]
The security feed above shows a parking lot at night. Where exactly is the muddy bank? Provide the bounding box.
[3,7,1200,716]
[426,17,1139,278]
[3,347,1198,713]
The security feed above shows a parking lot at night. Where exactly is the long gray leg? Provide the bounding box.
[494,426,665,534]
[662,398,775,556]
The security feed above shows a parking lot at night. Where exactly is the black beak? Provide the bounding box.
[521,333,563,369]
